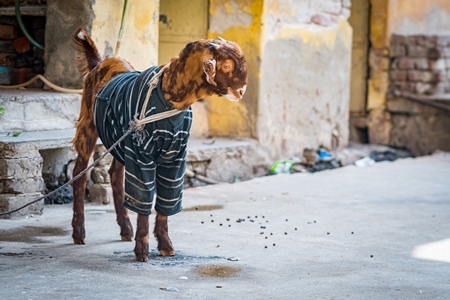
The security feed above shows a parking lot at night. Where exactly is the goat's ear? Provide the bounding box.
[203,59,217,86]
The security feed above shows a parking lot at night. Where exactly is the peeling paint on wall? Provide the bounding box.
[209,0,254,34]
[207,0,263,138]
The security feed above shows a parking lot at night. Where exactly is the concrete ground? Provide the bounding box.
[1,153,449,300]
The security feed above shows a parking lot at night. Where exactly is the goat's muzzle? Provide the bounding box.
[223,85,247,102]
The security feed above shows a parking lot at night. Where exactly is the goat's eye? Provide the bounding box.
[223,65,230,69]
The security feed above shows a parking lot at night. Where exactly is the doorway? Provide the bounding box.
[349,0,370,143]
[158,0,208,65]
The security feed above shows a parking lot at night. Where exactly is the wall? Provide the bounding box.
[258,0,352,160]
[388,0,450,35]
[44,0,159,88]
[367,0,450,145]
[206,0,263,138]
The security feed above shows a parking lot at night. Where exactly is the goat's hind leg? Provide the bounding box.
[108,158,133,241]
[72,125,98,244]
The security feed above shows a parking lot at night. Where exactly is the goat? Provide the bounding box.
[71,28,248,262]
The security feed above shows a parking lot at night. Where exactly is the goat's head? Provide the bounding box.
[201,38,248,102]
[162,38,248,110]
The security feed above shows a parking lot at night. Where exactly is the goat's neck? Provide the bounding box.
[161,55,211,111]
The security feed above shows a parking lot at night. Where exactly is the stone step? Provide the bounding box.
[0,89,81,133]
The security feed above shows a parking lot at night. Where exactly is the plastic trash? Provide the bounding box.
[270,160,295,174]
[318,150,333,162]
[354,156,376,167]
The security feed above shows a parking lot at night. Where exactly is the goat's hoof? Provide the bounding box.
[121,235,133,242]
[159,249,175,256]
[119,222,134,242]
[72,229,85,244]
[134,242,149,262]
[120,226,134,241]
[72,237,85,245]
[135,254,148,262]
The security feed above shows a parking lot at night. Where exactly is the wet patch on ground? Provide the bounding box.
[0,226,68,244]
[112,249,228,267]
[193,265,242,278]
[182,205,224,212]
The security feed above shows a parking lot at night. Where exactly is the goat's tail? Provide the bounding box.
[73,27,102,76]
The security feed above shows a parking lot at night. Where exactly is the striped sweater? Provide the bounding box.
[94,66,192,216]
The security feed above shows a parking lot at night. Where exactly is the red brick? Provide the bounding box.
[0,0,15,6]
[416,35,436,47]
[406,36,419,45]
[0,53,16,67]
[13,37,31,53]
[0,40,14,53]
[428,47,450,59]
[407,45,428,57]
[0,24,19,40]
[10,68,32,85]
[431,71,447,82]
[15,53,34,68]
[33,28,45,45]
[390,45,406,57]
[391,34,407,46]
[390,70,407,81]
[436,36,450,47]
[413,58,429,70]
[311,13,338,26]
[408,70,433,82]
[429,82,450,95]
[394,57,415,69]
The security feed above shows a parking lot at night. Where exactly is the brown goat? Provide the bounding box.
[71,28,248,262]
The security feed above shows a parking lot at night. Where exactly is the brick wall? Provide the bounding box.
[0,1,46,86]
[389,34,450,96]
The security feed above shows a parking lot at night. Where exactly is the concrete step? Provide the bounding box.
[0,89,81,133]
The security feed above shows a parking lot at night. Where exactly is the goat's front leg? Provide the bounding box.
[154,213,174,256]
[109,159,134,241]
[134,214,149,262]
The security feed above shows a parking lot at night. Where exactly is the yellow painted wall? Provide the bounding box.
[206,0,263,138]
[92,0,159,70]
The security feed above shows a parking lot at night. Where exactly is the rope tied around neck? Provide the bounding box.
[130,65,183,146]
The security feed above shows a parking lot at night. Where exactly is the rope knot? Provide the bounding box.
[130,114,145,132]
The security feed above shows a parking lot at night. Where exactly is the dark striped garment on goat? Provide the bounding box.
[94,66,192,216]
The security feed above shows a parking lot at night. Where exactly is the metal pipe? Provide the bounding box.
[15,0,45,51]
